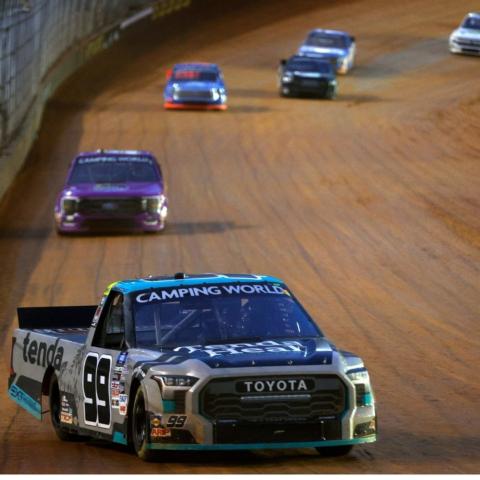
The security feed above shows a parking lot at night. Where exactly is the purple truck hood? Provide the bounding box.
[61,182,163,198]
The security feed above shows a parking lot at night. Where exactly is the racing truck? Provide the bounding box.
[278,55,337,99]
[449,12,480,56]
[163,63,227,110]
[54,149,168,234]
[298,29,356,74]
[8,273,377,460]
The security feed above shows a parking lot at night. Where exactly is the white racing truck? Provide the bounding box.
[8,273,377,460]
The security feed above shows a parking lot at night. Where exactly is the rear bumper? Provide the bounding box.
[164,101,227,110]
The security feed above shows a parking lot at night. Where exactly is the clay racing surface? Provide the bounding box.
[0,0,479,473]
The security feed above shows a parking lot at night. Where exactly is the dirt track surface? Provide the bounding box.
[1,0,479,473]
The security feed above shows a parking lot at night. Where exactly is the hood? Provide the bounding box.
[171,81,222,91]
[298,46,347,58]
[452,27,480,39]
[60,182,163,199]
[142,338,335,369]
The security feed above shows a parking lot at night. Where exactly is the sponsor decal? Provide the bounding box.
[237,378,313,393]
[119,394,128,416]
[60,394,74,424]
[60,412,73,424]
[111,352,128,409]
[166,415,187,428]
[136,283,288,303]
[151,427,171,438]
[150,415,163,428]
[174,339,305,358]
[22,334,64,370]
[8,384,41,418]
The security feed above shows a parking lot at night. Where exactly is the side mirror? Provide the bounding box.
[350,36,356,43]
[165,68,172,80]
[280,59,286,66]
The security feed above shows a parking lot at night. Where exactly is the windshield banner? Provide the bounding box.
[135,283,289,304]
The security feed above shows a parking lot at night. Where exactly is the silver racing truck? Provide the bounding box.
[8,273,377,460]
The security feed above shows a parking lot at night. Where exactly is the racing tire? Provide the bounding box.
[316,445,354,457]
[49,375,83,441]
[131,387,156,461]
[324,86,337,100]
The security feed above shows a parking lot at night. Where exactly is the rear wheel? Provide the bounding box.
[131,387,156,461]
[49,375,83,441]
[316,444,354,456]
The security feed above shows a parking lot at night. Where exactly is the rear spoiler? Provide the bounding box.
[17,305,97,330]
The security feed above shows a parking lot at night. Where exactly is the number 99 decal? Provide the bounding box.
[83,353,112,428]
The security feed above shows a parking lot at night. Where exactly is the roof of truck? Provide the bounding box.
[111,273,284,294]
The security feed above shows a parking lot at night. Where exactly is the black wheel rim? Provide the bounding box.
[134,394,146,449]
[50,381,61,429]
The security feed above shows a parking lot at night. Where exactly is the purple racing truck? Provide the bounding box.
[54,150,168,234]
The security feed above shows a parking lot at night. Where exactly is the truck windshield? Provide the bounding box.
[306,34,347,48]
[68,157,159,184]
[172,70,218,82]
[287,59,333,74]
[462,17,480,29]
[133,283,321,348]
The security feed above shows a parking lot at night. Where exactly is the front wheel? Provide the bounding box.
[316,445,354,456]
[131,387,156,461]
[49,375,83,441]
[325,85,337,100]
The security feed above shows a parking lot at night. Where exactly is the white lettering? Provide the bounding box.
[241,347,262,353]
[254,381,265,392]
[277,380,287,391]
[207,286,222,295]
[161,290,179,300]
[298,380,308,391]
[266,380,276,391]
[240,285,255,294]
[222,285,241,294]
[149,292,162,302]
[136,293,149,303]
[244,381,253,393]
[253,285,267,294]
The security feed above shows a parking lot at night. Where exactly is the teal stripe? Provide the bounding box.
[8,384,42,420]
[147,436,376,451]
[117,275,283,293]
[363,393,373,406]
[163,400,176,413]
[113,431,128,445]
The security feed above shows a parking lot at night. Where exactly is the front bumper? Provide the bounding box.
[281,80,335,98]
[449,39,480,55]
[55,210,167,233]
[147,436,376,451]
[164,101,227,110]
[143,370,376,451]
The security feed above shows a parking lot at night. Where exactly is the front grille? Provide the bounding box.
[457,39,480,47]
[355,383,366,406]
[292,77,329,93]
[174,90,213,101]
[78,197,143,216]
[214,419,341,444]
[200,375,346,424]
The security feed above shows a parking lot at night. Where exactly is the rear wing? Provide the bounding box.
[17,305,97,330]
